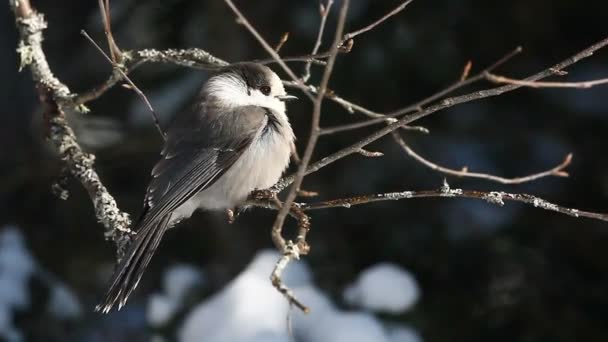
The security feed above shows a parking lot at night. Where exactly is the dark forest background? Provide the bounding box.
[1,0,607,341]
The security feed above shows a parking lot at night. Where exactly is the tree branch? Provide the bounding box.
[10,0,133,259]
[301,0,333,82]
[486,72,608,89]
[294,186,608,222]
[341,0,415,45]
[270,0,350,252]
[81,30,166,140]
[392,132,572,184]
[319,46,523,134]
[223,0,314,101]
[270,37,608,193]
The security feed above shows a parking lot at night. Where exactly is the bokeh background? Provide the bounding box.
[1,0,607,341]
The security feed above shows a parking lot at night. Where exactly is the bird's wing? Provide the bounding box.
[97,104,269,313]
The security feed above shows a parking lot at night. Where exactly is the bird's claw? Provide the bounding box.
[250,189,276,201]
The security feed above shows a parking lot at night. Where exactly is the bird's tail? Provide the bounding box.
[95,214,171,314]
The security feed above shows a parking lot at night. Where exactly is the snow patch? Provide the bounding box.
[175,250,424,342]
[162,264,204,302]
[47,283,82,319]
[179,250,300,342]
[148,294,179,327]
[344,263,420,314]
[387,325,423,342]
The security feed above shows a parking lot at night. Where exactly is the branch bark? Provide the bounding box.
[392,132,572,184]
[295,186,608,222]
[10,0,133,259]
[272,37,608,193]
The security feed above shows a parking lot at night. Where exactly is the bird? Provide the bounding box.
[96,62,297,313]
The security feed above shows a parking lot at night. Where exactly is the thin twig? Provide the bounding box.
[272,38,608,193]
[81,30,166,140]
[274,32,290,52]
[392,132,572,184]
[320,46,523,134]
[486,72,608,88]
[460,60,473,81]
[223,0,314,101]
[73,60,145,105]
[357,148,384,157]
[302,0,334,82]
[294,187,608,222]
[135,48,229,69]
[256,54,327,66]
[98,0,122,63]
[341,0,415,45]
[271,0,350,252]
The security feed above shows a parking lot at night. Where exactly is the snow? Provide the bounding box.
[47,283,82,319]
[344,263,420,314]
[0,226,35,341]
[0,226,83,341]
[0,227,37,280]
[176,250,424,342]
[179,250,295,342]
[386,325,423,342]
[147,294,179,327]
[147,263,204,327]
[162,264,204,302]
[290,285,336,341]
[304,311,389,342]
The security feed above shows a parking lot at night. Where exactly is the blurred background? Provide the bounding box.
[1,0,607,341]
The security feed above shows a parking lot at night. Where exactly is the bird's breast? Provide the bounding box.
[189,117,293,211]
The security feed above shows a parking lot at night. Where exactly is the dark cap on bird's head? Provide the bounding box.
[204,63,297,107]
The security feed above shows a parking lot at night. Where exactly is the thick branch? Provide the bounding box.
[10,0,133,258]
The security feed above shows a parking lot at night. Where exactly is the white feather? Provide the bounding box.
[172,68,294,218]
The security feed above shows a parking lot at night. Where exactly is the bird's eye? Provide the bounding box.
[260,85,271,95]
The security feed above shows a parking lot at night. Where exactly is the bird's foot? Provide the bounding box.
[249,188,276,201]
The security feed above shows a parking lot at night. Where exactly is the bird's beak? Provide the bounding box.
[276,94,298,102]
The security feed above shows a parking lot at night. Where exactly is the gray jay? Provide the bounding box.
[97,63,296,313]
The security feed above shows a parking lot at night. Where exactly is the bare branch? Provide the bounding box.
[320,46,523,134]
[486,72,608,88]
[357,148,384,158]
[274,32,290,52]
[98,0,122,63]
[272,38,608,193]
[223,0,314,101]
[81,30,166,140]
[256,54,327,66]
[302,0,334,82]
[38,86,134,256]
[270,0,351,253]
[392,132,572,184]
[341,0,415,44]
[134,48,229,69]
[72,60,144,105]
[294,187,608,222]
[9,0,133,258]
[460,60,473,81]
